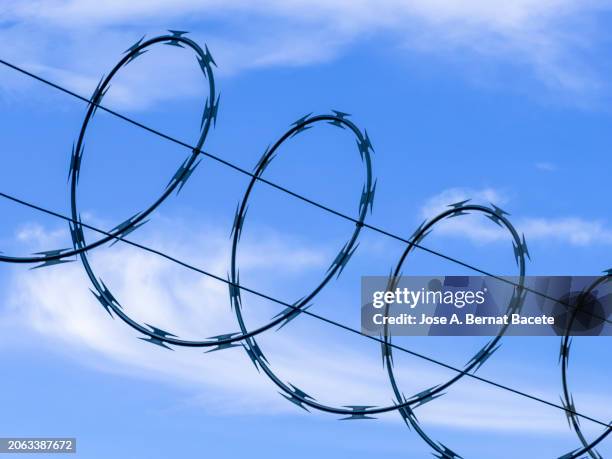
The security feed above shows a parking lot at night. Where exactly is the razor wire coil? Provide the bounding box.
[0,32,609,458]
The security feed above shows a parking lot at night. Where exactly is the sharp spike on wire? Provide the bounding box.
[228,271,241,311]
[109,213,149,246]
[466,342,502,373]
[328,110,350,128]
[165,30,189,47]
[412,385,444,408]
[124,35,146,54]
[205,333,242,353]
[139,336,173,350]
[243,340,268,371]
[272,300,312,331]
[433,442,463,459]
[448,199,470,209]
[339,406,377,420]
[30,249,74,269]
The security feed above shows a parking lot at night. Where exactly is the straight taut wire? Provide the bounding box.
[0,190,609,430]
[0,58,610,430]
[0,57,609,326]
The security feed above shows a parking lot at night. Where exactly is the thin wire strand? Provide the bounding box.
[1,57,610,430]
[0,57,609,327]
[0,190,609,430]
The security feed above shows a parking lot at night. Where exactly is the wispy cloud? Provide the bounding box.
[420,187,612,246]
[520,217,612,245]
[1,1,611,109]
[2,221,609,434]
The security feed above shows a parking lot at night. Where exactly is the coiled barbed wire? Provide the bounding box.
[381,204,526,459]
[559,276,611,459]
[0,31,609,457]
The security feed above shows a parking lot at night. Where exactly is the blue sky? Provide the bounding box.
[0,1,610,458]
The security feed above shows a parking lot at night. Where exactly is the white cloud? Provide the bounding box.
[2,220,606,434]
[420,187,612,246]
[420,187,512,243]
[421,187,509,219]
[0,1,611,109]
[520,217,612,245]
[16,223,66,246]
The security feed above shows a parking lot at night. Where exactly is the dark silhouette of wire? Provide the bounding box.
[0,57,609,327]
[0,190,609,430]
[1,33,610,458]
